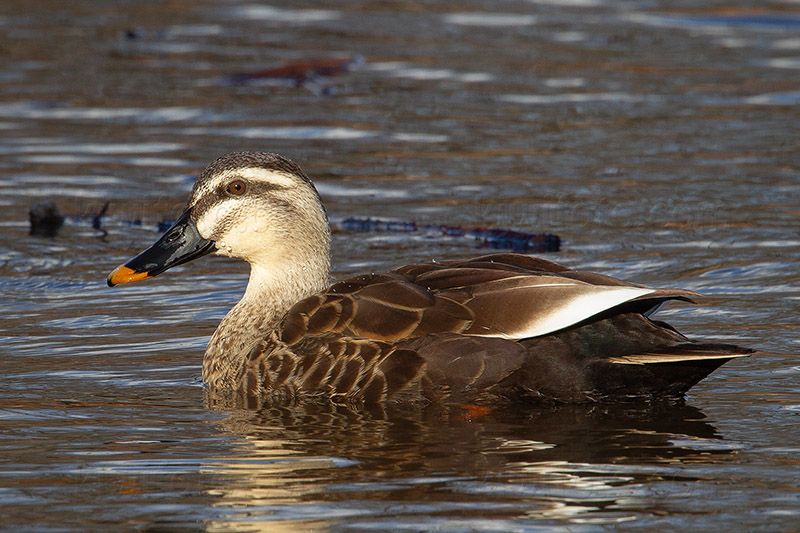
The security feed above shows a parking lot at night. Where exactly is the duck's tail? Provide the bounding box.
[606,343,754,365]
[511,314,755,403]
[599,342,754,399]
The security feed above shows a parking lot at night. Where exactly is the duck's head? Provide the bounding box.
[108,151,331,289]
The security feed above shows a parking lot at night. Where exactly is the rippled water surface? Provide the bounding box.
[1,0,798,530]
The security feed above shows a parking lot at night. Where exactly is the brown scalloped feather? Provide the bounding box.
[401,334,527,403]
[212,253,754,407]
[221,253,751,406]
[282,255,687,343]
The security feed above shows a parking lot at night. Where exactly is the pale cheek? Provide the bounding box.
[196,201,235,240]
[197,201,278,258]
[220,220,279,260]
[231,211,270,239]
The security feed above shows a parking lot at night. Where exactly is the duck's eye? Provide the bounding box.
[225,180,247,196]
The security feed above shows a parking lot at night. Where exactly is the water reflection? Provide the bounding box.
[205,400,735,530]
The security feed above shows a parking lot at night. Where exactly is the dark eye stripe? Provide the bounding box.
[191,177,294,227]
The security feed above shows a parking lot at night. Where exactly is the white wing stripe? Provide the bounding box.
[481,286,656,339]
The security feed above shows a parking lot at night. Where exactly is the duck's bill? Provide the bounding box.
[107,209,216,287]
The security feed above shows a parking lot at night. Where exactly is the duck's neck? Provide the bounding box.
[202,251,330,391]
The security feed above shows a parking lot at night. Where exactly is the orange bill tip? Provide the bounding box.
[107,265,152,287]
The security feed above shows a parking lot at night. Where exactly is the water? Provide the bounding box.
[1,0,798,530]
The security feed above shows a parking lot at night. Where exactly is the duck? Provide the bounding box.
[107,151,753,406]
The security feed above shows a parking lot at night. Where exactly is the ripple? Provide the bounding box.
[667,437,745,452]
[655,239,800,250]
[500,92,658,105]
[318,183,409,200]
[0,140,184,155]
[389,132,449,143]
[166,24,225,37]
[226,5,339,24]
[0,102,207,123]
[625,13,800,32]
[14,154,189,167]
[528,0,603,5]
[213,501,527,531]
[46,367,201,389]
[544,78,586,88]
[773,38,800,50]
[368,62,494,83]
[452,479,641,498]
[180,125,449,143]
[766,58,800,69]
[183,125,373,140]
[444,13,538,27]
[552,31,590,43]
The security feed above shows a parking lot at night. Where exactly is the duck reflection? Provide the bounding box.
[203,399,738,530]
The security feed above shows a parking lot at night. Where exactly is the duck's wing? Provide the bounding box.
[280,253,698,344]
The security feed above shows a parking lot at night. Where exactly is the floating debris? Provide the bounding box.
[227,56,363,88]
[123,28,143,41]
[28,201,142,237]
[29,201,64,237]
[27,204,560,253]
[336,217,561,253]
[92,202,109,230]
